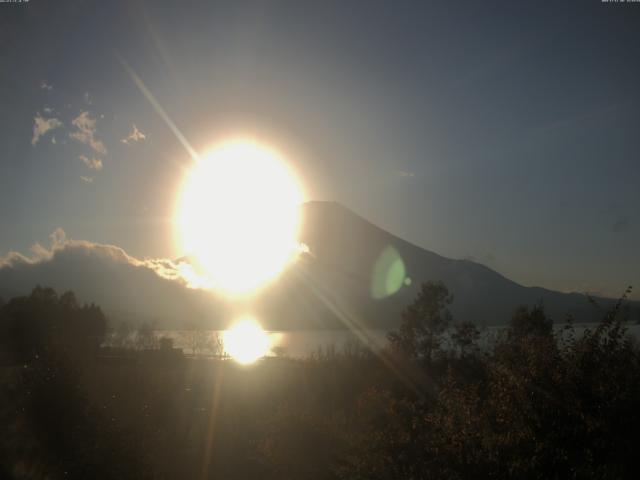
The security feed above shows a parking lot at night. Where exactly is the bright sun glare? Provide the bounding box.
[223,318,270,364]
[176,140,304,294]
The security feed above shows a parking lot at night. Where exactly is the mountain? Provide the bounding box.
[272,201,635,328]
[0,240,224,327]
[0,202,635,330]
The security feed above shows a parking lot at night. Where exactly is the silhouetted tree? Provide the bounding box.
[0,286,106,362]
[135,321,158,350]
[451,321,481,357]
[508,304,553,340]
[107,320,134,349]
[183,324,213,357]
[210,331,225,357]
[2,284,639,480]
[0,287,148,479]
[387,281,453,362]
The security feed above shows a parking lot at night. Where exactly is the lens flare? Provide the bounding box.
[371,246,408,299]
[223,318,270,364]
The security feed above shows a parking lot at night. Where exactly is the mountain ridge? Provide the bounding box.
[288,201,636,328]
[0,201,636,329]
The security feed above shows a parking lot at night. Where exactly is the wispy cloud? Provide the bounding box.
[121,124,147,144]
[397,170,415,178]
[0,228,66,268]
[0,228,194,288]
[32,114,62,145]
[79,154,103,171]
[69,111,107,155]
[80,176,94,183]
[40,81,53,91]
[0,230,229,327]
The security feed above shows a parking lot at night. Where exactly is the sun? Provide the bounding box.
[223,318,270,364]
[176,139,304,294]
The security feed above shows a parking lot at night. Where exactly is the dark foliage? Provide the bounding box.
[0,287,147,479]
[1,283,639,479]
[0,286,106,363]
[387,280,453,362]
[342,284,640,480]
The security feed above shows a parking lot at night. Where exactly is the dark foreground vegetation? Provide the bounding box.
[1,284,639,479]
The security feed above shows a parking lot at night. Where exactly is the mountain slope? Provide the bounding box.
[285,201,634,328]
[0,201,634,330]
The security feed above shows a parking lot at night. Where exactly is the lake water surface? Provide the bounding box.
[156,323,640,358]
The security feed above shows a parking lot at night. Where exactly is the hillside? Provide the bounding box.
[0,201,635,329]
[269,201,635,328]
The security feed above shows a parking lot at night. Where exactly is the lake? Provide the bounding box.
[154,323,640,358]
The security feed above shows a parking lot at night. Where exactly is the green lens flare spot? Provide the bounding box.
[371,246,407,299]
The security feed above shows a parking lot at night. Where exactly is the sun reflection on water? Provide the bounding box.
[223,318,270,364]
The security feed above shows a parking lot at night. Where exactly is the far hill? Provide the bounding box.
[0,201,636,330]
[254,201,637,329]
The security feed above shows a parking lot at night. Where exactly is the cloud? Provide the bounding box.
[0,229,343,330]
[40,81,53,91]
[50,227,66,247]
[0,229,65,269]
[80,176,94,183]
[0,231,231,327]
[0,229,204,291]
[79,154,103,171]
[31,114,62,145]
[397,170,415,178]
[69,111,107,155]
[121,124,147,144]
[612,217,630,234]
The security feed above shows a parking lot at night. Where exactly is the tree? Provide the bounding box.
[387,281,453,363]
[451,321,481,357]
[508,304,553,340]
[107,321,134,349]
[0,286,106,362]
[183,324,214,357]
[134,321,158,350]
[210,332,225,357]
[0,288,148,478]
[436,294,640,479]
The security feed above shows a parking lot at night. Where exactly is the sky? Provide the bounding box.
[0,0,638,299]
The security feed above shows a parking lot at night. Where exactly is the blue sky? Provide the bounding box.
[0,0,638,299]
